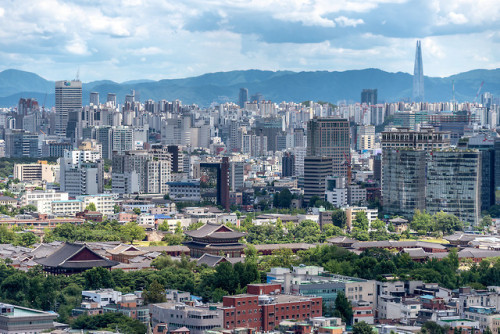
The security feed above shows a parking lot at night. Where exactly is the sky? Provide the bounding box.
[1,0,499,82]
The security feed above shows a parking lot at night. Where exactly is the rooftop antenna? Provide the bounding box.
[75,67,80,81]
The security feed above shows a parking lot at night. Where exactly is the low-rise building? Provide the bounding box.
[0,302,58,334]
[150,303,223,334]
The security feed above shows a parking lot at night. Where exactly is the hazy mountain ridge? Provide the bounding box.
[0,68,498,107]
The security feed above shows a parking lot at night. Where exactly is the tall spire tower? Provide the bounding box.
[413,40,424,102]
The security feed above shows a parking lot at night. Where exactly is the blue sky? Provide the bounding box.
[0,0,499,82]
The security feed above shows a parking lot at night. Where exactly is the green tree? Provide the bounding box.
[16,232,39,247]
[433,212,463,235]
[143,280,167,304]
[113,204,121,214]
[331,209,347,229]
[371,219,386,232]
[85,202,97,212]
[353,321,375,334]
[121,222,146,244]
[480,215,493,230]
[353,211,369,231]
[0,225,16,244]
[83,267,115,290]
[133,208,141,215]
[411,210,433,234]
[333,291,353,325]
[421,321,447,334]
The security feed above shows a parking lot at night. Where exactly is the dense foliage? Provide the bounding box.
[296,245,500,289]
[0,254,260,325]
[0,225,39,246]
[72,313,146,334]
[44,221,146,243]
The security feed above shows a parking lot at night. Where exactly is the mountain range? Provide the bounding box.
[0,68,498,108]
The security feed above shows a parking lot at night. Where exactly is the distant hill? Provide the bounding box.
[0,68,498,107]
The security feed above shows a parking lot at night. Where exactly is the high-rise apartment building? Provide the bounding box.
[413,40,424,102]
[426,150,481,225]
[307,117,350,177]
[361,89,377,105]
[55,80,82,138]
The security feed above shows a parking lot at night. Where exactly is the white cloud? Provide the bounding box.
[65,36,89,55]
[0,0,498,82]
[335,16,364,27]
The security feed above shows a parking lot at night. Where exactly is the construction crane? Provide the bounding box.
[474,81,484,104]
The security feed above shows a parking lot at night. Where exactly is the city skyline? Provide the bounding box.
[0,0,499,82]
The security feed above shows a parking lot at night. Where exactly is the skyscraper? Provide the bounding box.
[90,92,99,106]
[238,88,248,108]
[55,80,82,138]
[306,117,350,177]
[361,89,377,105]
[413,40,424,102]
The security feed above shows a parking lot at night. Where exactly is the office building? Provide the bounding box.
[14,161,59,183]
[381,127,450,150]
[268,266,375,312]
[382,149,427,219]
[229,161,245,191]
[199,157,230,211]
[356,125,375,151]
[107,93,117,107]
[426,150,481,226]
[282,152,295,177]
[60,160,104,197]
[467,135,496,211]
[307,117,350,177]
[361,89,377,105]
[4,129,39,158]
[303,156,333,203]
[413,40,424,102]
[151,303,222,334]
[112,150,171,195]
[90,92,99,106]
[221,284,322,332]
[239,88,249,108]
[55,80,82,137]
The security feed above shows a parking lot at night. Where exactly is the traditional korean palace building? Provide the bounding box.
[184,222,246,258]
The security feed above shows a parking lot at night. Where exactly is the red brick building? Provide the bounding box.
[220,284,322,332]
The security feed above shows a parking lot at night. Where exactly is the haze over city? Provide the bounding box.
[1,0,500,81]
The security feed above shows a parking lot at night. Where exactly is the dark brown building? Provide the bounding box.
[184,223,246,258]
[36,242,119,275]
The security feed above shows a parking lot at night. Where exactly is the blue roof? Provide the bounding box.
[155,214,172,219]
[421,295,435,300]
